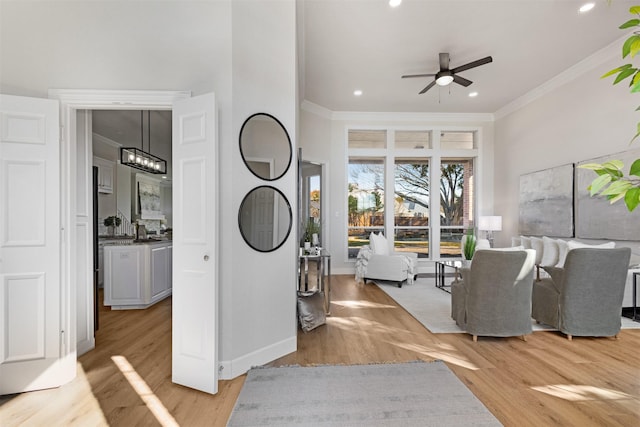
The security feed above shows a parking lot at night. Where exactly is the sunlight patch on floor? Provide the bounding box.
[331,299,396,309]
[532,384,634,401]
[111,355,179,427]
[327,316,478,370]
[0,363,107,426]
[385,340,480,370]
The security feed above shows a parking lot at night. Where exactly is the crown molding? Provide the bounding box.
[301,100,494,122]
[92,132,122,148]
[494,34,626,120]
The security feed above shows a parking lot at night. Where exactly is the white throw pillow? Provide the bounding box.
[555,240,569,267]
[373,233,390,256]
[369,232,377,253]
[566,240,616,251]
[540,236,559,267]
[476,238,491,250]
[520,236,532,249]
[530,237,544,265]
[482,246,525,252]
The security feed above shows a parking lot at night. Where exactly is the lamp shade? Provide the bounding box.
[478,215,502,231]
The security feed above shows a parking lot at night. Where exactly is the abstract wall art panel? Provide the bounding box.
[519,163,574,237]
[576,149,640,240]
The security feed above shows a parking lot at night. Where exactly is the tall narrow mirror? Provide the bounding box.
[239,113,292,181]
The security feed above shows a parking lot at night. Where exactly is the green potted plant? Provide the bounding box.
[103,215,121,236]
[582,5,640,211]
[462,228,477,263]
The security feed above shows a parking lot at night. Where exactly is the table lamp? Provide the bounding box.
[478,215,502,247]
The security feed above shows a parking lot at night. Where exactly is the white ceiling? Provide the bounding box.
[299,0,635,113]
[91,0,635,148]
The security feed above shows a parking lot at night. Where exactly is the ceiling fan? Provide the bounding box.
[402,52,493,94]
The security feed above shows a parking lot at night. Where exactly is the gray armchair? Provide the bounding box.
[532,247,631,340]
[451,249,536,342]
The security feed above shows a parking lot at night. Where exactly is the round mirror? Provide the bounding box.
[238,186,292,252]
[239,113,292,181]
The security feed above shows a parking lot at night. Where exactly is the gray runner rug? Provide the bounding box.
[227,361,501,426]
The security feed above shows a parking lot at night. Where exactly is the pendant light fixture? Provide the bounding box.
[120,110,167,174]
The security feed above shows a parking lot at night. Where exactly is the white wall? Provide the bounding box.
[494,54,638,247]
[220,0,297,376]
[1,0,298,381]
[299,105,495,273]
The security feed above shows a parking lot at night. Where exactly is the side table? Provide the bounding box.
[298,249,331,314]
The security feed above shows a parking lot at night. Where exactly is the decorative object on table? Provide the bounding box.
[301,217,320,249]
[103,215,121,236]
[519,163,574,237]
[478,215,502,247]
[462,228,476,261]
[227,361,501,427]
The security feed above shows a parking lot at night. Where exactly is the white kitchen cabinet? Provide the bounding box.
[104,241,172,309]
[94,156,114,194]
[150,244,173,303]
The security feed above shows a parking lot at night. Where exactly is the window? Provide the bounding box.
[440,159,474,258]
[394,130,431,150]
[347,128,478,260]
[347,158,384,258]
[440,131,474,150]
[394,159,429,258]
[348,130,386,149]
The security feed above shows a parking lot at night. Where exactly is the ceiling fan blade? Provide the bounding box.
[419,80,437,94]
[402,73,436,79]
[453,75,473,87]
[439,52,450,70]
[451,56,493,74]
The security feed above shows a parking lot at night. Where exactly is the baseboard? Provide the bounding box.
[218,335,297,380]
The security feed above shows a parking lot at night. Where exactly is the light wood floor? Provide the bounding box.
[2,275,639,426]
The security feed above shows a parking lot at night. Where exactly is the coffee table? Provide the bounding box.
[434,260,463,293]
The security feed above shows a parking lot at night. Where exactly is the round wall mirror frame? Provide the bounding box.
[239,113,292,181]
[238,185,292,252]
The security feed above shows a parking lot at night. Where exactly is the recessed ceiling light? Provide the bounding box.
[353,89,363,96]
[389,0,402,7]
[579,3,595,13]
[468,92,478,98]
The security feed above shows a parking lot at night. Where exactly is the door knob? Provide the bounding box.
[204,255,210,261]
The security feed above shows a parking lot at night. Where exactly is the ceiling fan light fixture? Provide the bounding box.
[435,72,454,86]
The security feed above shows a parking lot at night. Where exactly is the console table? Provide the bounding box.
[298,249,331,314]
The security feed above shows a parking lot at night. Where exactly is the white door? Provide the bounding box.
[172,93,218,394]
[0,94,68,393]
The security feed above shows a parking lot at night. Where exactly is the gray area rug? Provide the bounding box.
[227,361,501,426]
[375,277,640,334]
